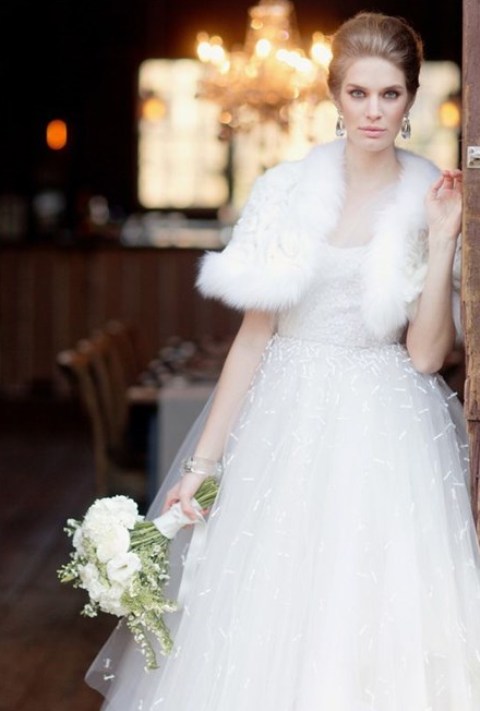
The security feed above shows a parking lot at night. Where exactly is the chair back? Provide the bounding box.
[56,347,110,495]
[56,330,147,501]
[104,320,144,386]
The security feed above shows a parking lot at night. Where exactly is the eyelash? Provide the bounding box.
[348,89,400,99]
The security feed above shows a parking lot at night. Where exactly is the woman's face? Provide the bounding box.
[336,56,412,152]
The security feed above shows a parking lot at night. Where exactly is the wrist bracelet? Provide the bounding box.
[180,456,223,479]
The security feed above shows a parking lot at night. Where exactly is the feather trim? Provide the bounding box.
[361,150,439,338]
[196,249,311,312]
[196,161,306,311]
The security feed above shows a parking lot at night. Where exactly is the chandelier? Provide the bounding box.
[196,0,332,135]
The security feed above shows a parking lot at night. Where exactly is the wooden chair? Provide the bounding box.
[104,320,145,386]
[56,342,146,502]
[95,325,159,467]
[100,320,158,406]
[79,332,130,453]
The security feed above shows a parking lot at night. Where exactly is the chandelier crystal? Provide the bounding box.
[196,0,332,135]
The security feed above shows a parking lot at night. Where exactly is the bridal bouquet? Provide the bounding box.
[57,477,219,670]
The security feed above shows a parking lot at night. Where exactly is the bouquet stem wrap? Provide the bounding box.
[152,499,204,539]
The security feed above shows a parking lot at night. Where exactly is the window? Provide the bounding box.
[138,59,461,213]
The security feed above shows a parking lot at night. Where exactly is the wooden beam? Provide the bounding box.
[462,0,480,534]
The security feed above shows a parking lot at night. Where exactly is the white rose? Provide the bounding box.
[83,500,115,532]
[96,524,131,563]
[83,518,112,546]
[79,563,107,601]
[107,496,140,529]
[84,496,139,538]
[106,552,142,585]
[98,584,128,616]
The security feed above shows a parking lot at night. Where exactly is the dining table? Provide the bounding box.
[148,378,215,501]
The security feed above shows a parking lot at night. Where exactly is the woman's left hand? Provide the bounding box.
[425,169,462,245]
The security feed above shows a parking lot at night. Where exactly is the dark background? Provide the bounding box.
[0,0,462,222]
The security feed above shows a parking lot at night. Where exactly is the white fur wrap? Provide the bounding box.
[196,139,462,342]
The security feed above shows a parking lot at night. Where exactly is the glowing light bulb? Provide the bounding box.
[142,96,166,121]
[255,39,272,59]
[310,33,332,68]
[197,33,213,63]
[439,100,461,129]
[46,120,67,150]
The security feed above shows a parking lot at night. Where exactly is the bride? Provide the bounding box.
[87,12,480,710]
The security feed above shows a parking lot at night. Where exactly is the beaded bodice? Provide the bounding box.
[277,244,400,348]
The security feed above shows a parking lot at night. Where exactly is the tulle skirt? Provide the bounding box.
[87,335,480,710]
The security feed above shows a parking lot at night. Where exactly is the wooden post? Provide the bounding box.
[462,0,480,535]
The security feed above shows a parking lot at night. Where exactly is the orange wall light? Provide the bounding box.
[46,119,68,150]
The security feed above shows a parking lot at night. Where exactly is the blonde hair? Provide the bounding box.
[328,12,424,99]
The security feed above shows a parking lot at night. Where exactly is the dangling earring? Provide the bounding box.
[401,113,411,140]
[335,112,346,137]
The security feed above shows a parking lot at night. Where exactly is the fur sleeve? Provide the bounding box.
[405,233,463,345]
[195,162,306,312]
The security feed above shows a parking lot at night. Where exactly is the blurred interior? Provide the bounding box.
[0,1,465,708]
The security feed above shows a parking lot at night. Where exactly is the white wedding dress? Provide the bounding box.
[87,236,480,710]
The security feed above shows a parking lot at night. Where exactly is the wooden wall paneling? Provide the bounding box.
[0,249,15,388]
[193,289,240,341]
[214,299,241,340]
[52,252,72,362]
[63,251,90,346]
[88,249,123,330]
[0,249,23,390]
[191,264,212,339]
[51,250,90,393]
[120,250,143,331]
[86,249,104,330]
[135,250,164,359]
[116,249,156,359]
[0,246,243,393]
[32,249,56,385]
[175,249,199,338]
[180,250,241,341]
[156,250,181,343]
[17,251,35,390]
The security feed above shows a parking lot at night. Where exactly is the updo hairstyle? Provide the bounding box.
[327,12,424,100]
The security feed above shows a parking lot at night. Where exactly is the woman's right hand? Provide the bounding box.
[425,169,463,246]
[162,473,205,521]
